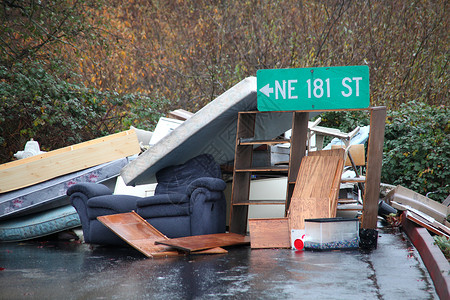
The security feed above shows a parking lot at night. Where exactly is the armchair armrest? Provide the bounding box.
[186,177,226,196]
[87,194,139,219]
[67,182,112,199]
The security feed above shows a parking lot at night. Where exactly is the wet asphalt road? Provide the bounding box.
[0,224,438,300]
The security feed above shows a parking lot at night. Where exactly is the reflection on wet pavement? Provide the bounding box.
[0,226,438,299]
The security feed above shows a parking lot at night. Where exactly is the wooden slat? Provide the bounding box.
[0,130,140,193]
[248,218,290,249]
[155,233,250,253]
[341,177,366,183]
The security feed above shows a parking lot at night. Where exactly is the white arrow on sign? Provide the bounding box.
[259,83,273,97]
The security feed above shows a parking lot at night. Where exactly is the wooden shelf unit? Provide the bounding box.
[229,111,309,234]
[229,107,387,236]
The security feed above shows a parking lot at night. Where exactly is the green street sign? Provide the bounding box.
[257,66,370,111]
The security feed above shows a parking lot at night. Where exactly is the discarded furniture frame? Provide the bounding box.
[229,107,386,246]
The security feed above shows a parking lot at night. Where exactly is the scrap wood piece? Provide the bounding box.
[402,211,450,238]
[288,153,344,230]
[155,232,250,253]
[97,212,227,257]
[0,129,140,193]
[385,185,448,225]
[392,201,450,237]
[248,218,290,249]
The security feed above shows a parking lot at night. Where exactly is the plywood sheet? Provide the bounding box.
[155,233,250,253]
[248,218,290,249]
[0,130,140,193]
[288,154,344,230]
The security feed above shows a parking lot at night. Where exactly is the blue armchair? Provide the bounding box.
[67,154,227,245]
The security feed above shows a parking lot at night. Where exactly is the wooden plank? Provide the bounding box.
[0,130,135,170]
[288,154,344,230]
[98,212,227,257]
[155,233,250,253]
[0,130,140,193]
[248,218,290,249]
[362,107,386,229]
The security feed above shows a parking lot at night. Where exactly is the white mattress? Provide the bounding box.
[121,77,294,185]
[121,76,321,186]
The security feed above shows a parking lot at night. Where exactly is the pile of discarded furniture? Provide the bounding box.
[4,77,446,259]
[67,154,227,246]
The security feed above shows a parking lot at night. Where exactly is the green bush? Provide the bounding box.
[0,62,159,163]
[434,235,450,260]
[382,101,449,202]
[320,101,449,203]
